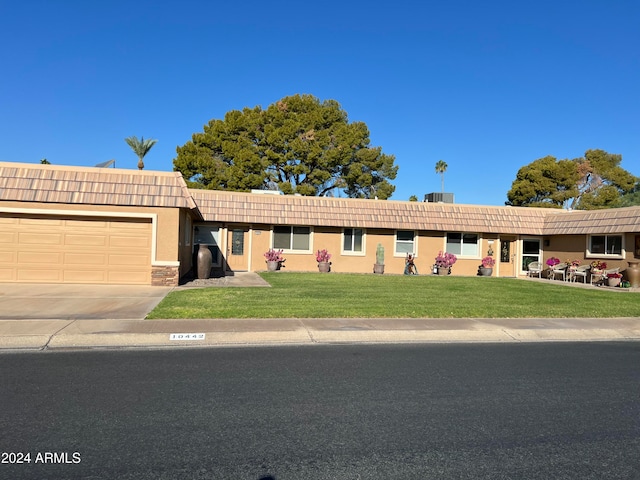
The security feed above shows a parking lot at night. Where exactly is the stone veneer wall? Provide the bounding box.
[151,266,179,286]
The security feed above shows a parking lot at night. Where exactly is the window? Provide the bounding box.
[395,230,415,255]
[588,235,623,257]
[446,233,479,257]
[184,216,192,246]
[343,228,364,254]
[521,238,541,271]
[194,225,220,264]
[273,226,311,251]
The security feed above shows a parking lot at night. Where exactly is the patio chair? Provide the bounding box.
[550,262,569,281]
[527,261,543,278]
[591,267,619,286]
[570,265,590,283]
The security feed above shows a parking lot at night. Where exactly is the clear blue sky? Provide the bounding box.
[1,0,638,205]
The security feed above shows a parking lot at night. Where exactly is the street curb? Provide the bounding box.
[2,317,640,351]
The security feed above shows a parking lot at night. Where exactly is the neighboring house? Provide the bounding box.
[1,161,639,285]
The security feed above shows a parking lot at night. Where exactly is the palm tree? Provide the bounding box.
[435,160,448,193]
[125,136,158,170]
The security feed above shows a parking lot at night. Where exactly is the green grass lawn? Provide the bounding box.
[146,272,640,319]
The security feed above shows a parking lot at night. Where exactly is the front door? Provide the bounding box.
[226,227,248,272]
[499,236,517,277]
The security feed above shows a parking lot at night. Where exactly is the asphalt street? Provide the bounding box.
[1,342,639,479]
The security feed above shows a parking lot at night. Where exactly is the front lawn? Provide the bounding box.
[146,272,640,319]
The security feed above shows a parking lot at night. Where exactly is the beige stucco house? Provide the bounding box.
[1,161,639,285]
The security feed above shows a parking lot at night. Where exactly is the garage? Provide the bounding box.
[0,213,152,284]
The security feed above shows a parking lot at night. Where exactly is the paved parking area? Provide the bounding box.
[0,284,173,320]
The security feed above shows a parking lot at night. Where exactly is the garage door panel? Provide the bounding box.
[64,253,107,265]
[65,219,109,229]
[111,220,149,230]
[2,214,152,285]
[110,235,150,248]
[108,270,150,284]
[64,270,107,283]
[65,234,108,246]
[0,251,16,263]
[18,269,62,282]
[19,217,64,227]
[0,232,17,243]
[19,233,63,245]
[108,254,149,266]
[0,268,15,281]
[17,251,63,264]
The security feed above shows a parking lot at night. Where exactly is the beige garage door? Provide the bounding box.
[0,214,152,284]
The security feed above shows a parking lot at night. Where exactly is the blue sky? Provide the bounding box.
[1,0,638,205]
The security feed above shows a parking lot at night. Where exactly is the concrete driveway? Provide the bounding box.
[0,284,173,320]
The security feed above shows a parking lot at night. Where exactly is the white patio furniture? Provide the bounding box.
[570,265,590,283]
[527,261,543,278]
[549,262,569,281]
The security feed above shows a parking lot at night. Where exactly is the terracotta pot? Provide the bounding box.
[196,244,212,279]
[437,267,449,275]
[626,261,640,288]
[373,263,385,274]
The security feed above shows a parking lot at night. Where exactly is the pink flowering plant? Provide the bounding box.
[606,272,622,279]
[546,257,560,267]
[264,248,285,262]
[481,256,496,268]
[316,249,331,263]
[435,251,457,268]
[567,259,581,268]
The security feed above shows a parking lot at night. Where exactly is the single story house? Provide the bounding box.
[1,161,639,285]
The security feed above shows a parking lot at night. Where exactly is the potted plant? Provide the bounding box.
[479,256,495,276]
[434,251,456,275]
[373,243,385,274]
[606,272,622,287]
[546,257,560,268]
[316,249,331,273]
[264,248,285,271]
[567,259,581,272]
[590,260,607,274]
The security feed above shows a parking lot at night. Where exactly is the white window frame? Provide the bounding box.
[394,230,417,256]
[521,237,542,274]
[586,234,625,259]
[342,228,366,256]
[271,225,313,253]
[445,232,480,258]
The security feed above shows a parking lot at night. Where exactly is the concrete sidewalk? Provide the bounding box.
[1,316,639,351]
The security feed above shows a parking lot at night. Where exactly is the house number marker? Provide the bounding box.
[170,333,206,341]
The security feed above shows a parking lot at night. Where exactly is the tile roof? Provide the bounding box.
[0,162,200,213]
[1,162,637,235]
[189,189,561,235]
[543,207,640,235]
[190,189,640,235]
